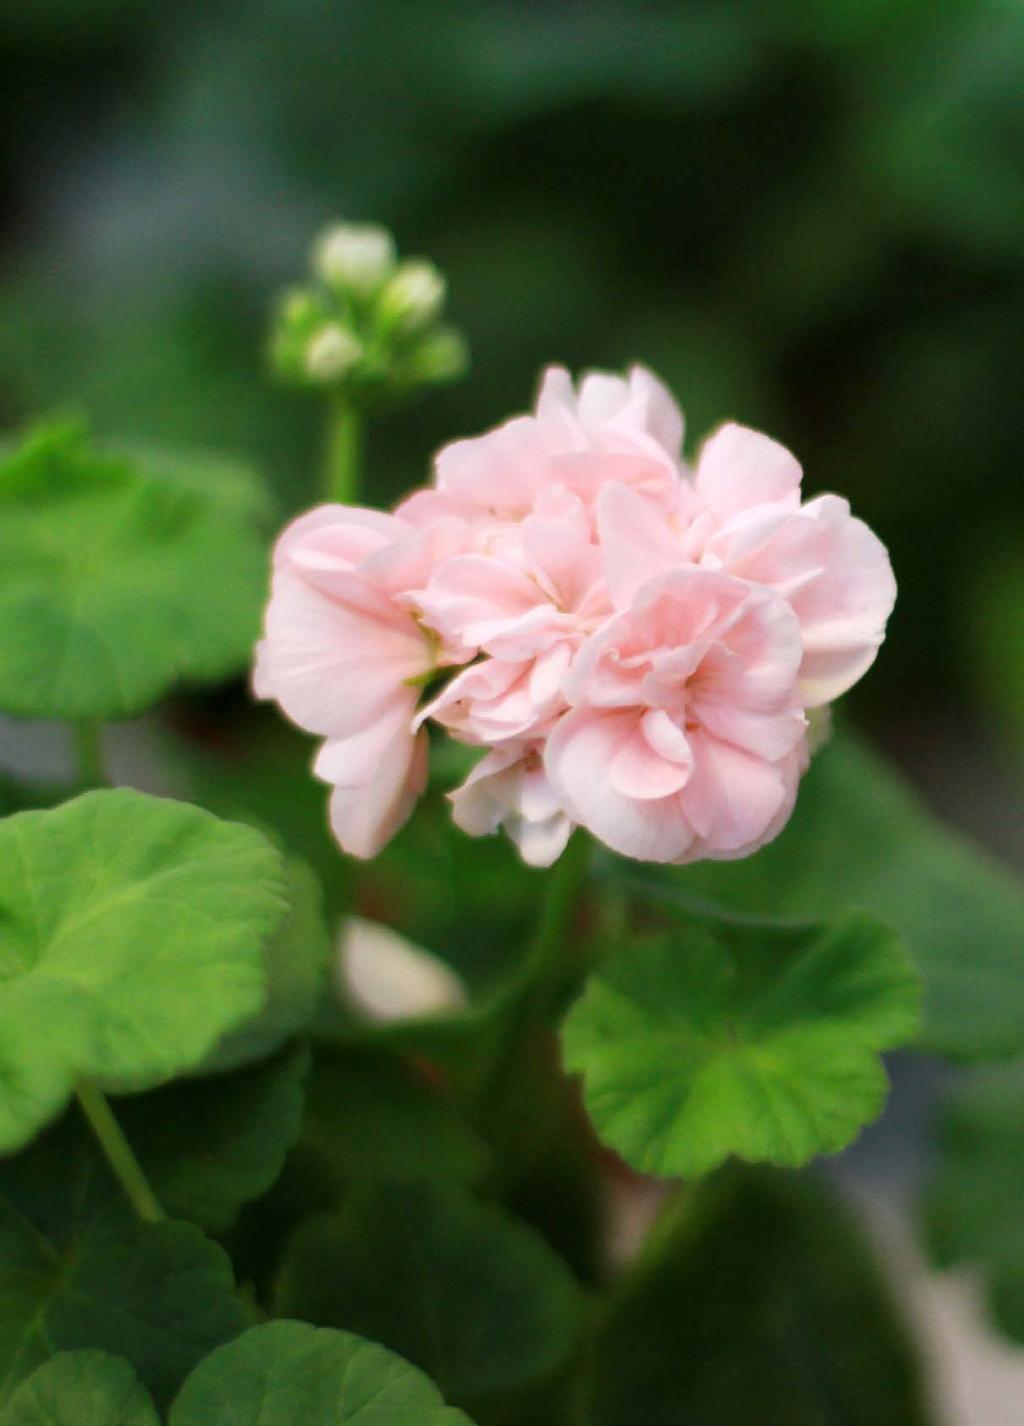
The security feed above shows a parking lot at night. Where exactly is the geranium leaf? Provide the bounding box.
[0,789,288,1153]
[203,859,331,1074]
[0,1121,253,1410]
[923,1060,1024,1343]
[562,911,920,1178]
[621,732,1024,1060]
[168,1320,475,1425]
[582,1167,929,1426]
[116,1043,310,1235]
[300,1047,490,1188]
[0,1351,159,1426]
[0,420,270,720]
[275,1182,580,1400]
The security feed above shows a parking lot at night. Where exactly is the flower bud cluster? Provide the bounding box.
[269,222,467,405]
[254,366,896,867]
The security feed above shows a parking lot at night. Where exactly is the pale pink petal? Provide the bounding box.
[253,571,429,738]
[274,504,403,571]
[323,716,428,859]
[695,423,803,521]
[681,729,790,854]
[449,745,574,867]
[545,709,697,862]
[512,811,573,867]
[418,554,544,656]
[597,482,686,610]
[609,720,692,801]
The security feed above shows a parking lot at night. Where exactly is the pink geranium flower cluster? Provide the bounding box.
[254,366,895,867]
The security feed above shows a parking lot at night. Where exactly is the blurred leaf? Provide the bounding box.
[621,733,1024,1059]
[275,1181,580,1401]
[562,913,919,1179]
[301,1047,489,1187]
[168,1320,475,1425]
[116,1043,309,1236]
[0,789,287,1152]
[924,1060,1024,1343]
[581,1167,929,1426]
[0,1120,252,1410]
[111,439,277,526]
[0,421,269,720]
[204,859,331,1073]
[0,1352,159,1426]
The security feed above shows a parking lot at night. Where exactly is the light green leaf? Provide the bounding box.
[0,789,288,1153]
[275,1182,580,1400]
[0,1119,253,1410]
[0,1351,159,1426]
[924,1060,1024,1343]
[112,439,276,526]
[0,420,270,720]
[617,732,1024,1059]
[169,1320,475,1425]
[582,1167,929,1426]
[562,912,920,1178]
[204,859,331,1074]
[116,1043,310,1234]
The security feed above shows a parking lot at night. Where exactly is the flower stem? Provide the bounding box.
[75,1078,164,1224]
[324,396,362,503]
[477,833,591,1175]
[72,719,106,788]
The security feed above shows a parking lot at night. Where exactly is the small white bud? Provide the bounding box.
[336,915,469,1023]
[314,222,395,294]
[381,259,446,330]
[305,323,362,382]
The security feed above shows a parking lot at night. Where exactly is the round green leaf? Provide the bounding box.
[0,1121,253,1411]
[275,1182,580,1399]
[562,912,921,1178]
[0,420,270,720]
[168,1320,475,1425]
[631,732,1024,1060]
[0,789,288,1153]
[203,859,331,1074]
[116,1043,310,1235]
[0,1351,159,1426]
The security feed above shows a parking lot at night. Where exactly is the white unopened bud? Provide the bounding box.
[381,260,446,330]
[314,223,395,294]
[305,323,362,382]
[336,915,469,1023]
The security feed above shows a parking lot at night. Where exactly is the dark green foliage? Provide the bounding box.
[581,1168,930,1426]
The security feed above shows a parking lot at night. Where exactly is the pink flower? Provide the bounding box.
[253,504,460,857]
[544,569,808,863]
[254,363,894,869]
[599,424,896,708]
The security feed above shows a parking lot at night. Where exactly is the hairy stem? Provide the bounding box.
[75,1078,165,1224]
[324,396,362,503]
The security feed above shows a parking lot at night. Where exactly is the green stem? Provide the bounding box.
[72,719,106,788]
[324,396,362,503]
[75,1078,164,1224]
[477,833,591,1173]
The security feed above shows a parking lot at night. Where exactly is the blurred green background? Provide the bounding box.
[1,0,1022,858]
